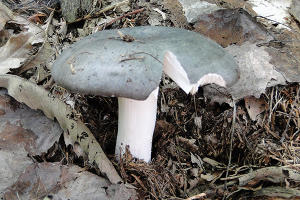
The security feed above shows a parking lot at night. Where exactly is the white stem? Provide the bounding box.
[115,88,159,162]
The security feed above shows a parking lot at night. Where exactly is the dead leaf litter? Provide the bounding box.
[1,0,300,199]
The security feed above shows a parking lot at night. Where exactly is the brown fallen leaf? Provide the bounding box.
[194,9,270,48]
[0,2,45,74]
[0,89,61,193]
[4,162,136,200]
[244,96,267,121]
[28,12,47,24]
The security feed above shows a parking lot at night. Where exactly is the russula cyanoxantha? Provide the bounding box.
[51,26,239,162]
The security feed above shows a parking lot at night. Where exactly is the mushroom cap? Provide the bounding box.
[51,26,239,100]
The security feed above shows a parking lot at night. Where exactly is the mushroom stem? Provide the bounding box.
[115,88,159,162]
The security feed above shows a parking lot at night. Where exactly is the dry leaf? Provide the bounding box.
[178,0,221,23]
[19,11,56,73]
[247,0,292,29]
[200,173,215,182]
[4,162,136,200]
[227,43,286,99]
[191,153,203,169]
[245,96,267,121]
[0,89,61,193]
[0,74,122,184]
[194,7,300,104]
[203,157,224,168]
[0,2,45,74]
[253,186,300,199]
[239,166,300,187]
[290,0,300,22]
[194,9,271,48]
[0,6,11,31]
[202,0,292,30]
[0,90,62,154]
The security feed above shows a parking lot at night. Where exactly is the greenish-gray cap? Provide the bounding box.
[51,26,239,100]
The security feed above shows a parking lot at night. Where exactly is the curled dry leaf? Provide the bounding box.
[0,2,44,74]
[0,74,122,184]
[19,14,56,74]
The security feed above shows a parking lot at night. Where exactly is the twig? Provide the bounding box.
[132,52,163,64]
[264,124,281,139]
[268,87,274,123]
[281,107,293,142]
[185,193,206,200]
[223,102,237,199]
[131,174,147,191]
[216,180,237,189]
[108,30,145,44]
[296,84,300,104]
[254,15,292,30]
[220,174,242,181]
[119,55,144,62]
[104,8,145,28]
[70,0,129,24]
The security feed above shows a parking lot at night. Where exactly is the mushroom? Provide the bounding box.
[51,26,239,162]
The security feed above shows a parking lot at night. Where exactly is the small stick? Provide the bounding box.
[223,102,237,199]
[70,0,129,24]
[108,30,145,43]
[119,55,144,62]
[185,193,206,200]
[104,8,145,27]
[132,52,163,64]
